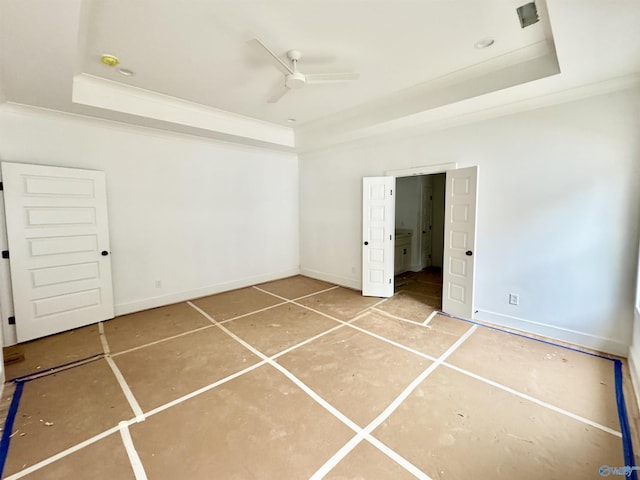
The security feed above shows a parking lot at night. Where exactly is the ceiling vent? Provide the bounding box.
[517,2,539,28]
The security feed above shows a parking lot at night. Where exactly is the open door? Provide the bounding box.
[362,176,395,297]
[442,166,478,319]
[1,162,115,342]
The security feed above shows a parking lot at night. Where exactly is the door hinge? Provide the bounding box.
[390,189,393,196]
[1,250,8,259]
[0,182,3,191]
[8,316,15,325]
[389,278,392,284]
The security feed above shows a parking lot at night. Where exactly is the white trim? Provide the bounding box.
[0,174,17,346]
[72,74,295,148]
[114,268,300,316]
[385,163,457,177]
[296,73,640,154]
[474,309,628,356]
[0,103,297,155]
[298,268,360,291]
[628,348,640,413]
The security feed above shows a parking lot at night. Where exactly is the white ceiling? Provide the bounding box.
[1,0,639,151]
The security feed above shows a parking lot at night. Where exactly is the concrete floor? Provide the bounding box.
[0,274,634,479]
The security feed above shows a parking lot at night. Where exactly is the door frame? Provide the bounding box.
[384,162,477,319]
[0,171,16,346]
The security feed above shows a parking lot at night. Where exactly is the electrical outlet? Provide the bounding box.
[508,293,519,306]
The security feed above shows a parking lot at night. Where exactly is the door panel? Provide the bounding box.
[442,166,477,319]
[1,162,115,342]
[362,177,395,297]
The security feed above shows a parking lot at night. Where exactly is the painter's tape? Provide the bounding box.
[614,359,638,480]
[442,311,637,477]
[0,381,25,478]
[438,312,616,362]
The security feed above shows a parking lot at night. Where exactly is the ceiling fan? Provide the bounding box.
[249,38,360,103]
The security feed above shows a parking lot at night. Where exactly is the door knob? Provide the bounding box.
[465,250,472,256]
[101,251,109,256]
[364,241,369,246]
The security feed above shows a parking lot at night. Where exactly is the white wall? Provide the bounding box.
[395,176,421,268]
[0,104,299,342]
[395,176,420,232]
[629,242,640,405]
[300,88,640,355]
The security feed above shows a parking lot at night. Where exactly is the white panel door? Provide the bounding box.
[442,166,478,319]
[1,162,115,342]
[362,176,395,297]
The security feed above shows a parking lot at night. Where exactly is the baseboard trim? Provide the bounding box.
[628,348,640,412]
[299,268,360,290]
[114,268,300,316]
[474,309,629,356]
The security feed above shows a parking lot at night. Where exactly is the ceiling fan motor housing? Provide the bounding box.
[286,72,306,89]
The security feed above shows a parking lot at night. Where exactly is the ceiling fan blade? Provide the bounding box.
[267,86,290,103]
[305,72,360,84]
[247,38,294,76]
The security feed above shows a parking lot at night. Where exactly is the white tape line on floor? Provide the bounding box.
[119,421,148,480]
[106,357,145,423]
[310,325,478,479]
[442,361,622,438]
[98,322,110,355]
[3,425,121,480]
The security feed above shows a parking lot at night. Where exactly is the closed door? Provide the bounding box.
[362,176,395,297]
[1,162,114,342]
[442,166,477,319]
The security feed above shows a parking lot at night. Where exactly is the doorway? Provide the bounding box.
[362,164,478,319]
[394,174,445,310]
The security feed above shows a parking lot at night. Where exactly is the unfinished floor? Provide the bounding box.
[0,274,636,479]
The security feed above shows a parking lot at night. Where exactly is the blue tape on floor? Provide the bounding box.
[440,311,638,476]
[614,359,638,479]
[0,380,25,478]
[439,311,615,362]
